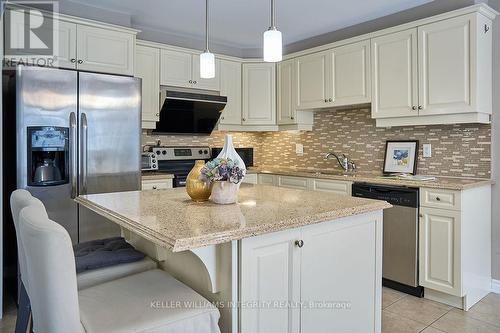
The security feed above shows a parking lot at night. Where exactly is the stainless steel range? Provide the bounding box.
[148,146,212,187]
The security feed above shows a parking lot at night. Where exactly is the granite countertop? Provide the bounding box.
[247,167,492,190]
[141,172,175,180]
[76,185,391,252]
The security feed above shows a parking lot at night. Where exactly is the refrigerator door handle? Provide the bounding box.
[80,113,88,195]
[70,112,78,198]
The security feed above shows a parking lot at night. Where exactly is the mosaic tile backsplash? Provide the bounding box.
[143,107,491,178]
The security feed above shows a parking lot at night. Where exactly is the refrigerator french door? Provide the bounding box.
[16,66,141,243]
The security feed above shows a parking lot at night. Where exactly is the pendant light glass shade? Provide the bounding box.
[200,51,215,78]
[200,0,215,79]
[263,28,282,62]
[263,0,282,63]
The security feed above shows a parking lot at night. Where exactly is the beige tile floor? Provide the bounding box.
[1,288,499,332]
[382,287,500,333]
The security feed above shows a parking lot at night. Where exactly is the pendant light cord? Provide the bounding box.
[205,0,209,51]
[270,0,276,29]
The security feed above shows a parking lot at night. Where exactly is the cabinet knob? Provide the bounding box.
[412,106,417,110]
[295,240,304,248]
[77,59,83,64]
[291,116,295,120]
[242,118,246,121]
[329,98,333,102]
[152,186,157,190]
[436,196,441,201]
[70,58,76,63]
[418,106,423,110]
[156,113,159,117]
[189,80,193,84]
[193,81,197,84]
[419,214,423,218]
[485,24,490,33]
[221,116,225,120]
[324,99,328,103]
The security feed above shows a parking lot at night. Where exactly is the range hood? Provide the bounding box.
[153,88,227,134]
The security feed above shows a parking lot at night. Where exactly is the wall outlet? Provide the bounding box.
[423,144,432,158]
[295,143,304,155]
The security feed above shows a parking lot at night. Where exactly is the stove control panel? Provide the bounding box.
[151,147,211,161]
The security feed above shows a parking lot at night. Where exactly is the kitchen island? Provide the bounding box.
[76,184,391,333]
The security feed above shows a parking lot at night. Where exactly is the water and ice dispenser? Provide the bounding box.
[27,126,69,186]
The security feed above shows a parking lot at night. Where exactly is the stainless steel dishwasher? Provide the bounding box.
[352,183,423,297]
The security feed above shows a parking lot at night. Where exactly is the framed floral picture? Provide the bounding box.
[383,140,419,175]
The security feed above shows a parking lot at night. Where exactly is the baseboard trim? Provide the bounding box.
[492,279,500,294]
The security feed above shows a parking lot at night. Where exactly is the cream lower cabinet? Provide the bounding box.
[257,174,352,196]
[136,44,160,129]
[240,211,382,333]
[141,179,173,190]
[418,186,491,310]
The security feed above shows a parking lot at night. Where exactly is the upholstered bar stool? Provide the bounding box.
[10,189,156,333]
[19,204,221,333]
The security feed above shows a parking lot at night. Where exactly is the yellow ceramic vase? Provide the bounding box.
[186,160,212,202]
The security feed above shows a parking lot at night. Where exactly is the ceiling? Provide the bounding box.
[58,0,433,54]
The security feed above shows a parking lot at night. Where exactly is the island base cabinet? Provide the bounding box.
[240,211,383,333]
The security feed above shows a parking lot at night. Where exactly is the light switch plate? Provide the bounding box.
[423,144,432,158]
[295,143,304,155]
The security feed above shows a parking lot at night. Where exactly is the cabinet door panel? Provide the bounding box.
[278,60,296,124]
[295,52,329,109]
[135,45,160,127]
[311,179,351,196]
[160,49,192,88]
[301,217,377,333]
[418,15,473,115]
[277,176,308,190]
[77,25,134,75]
[242,63,276,125]
[371,29,418,118]
[241,230,301,333]
[331,40,371,106]
[192,54,220,91]
[419,208,462,296]
[219,60,242,125]
[56,21,77,69]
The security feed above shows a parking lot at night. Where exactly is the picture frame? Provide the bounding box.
[383,140,419,175]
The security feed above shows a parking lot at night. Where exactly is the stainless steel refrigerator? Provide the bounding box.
[14,65,141,243]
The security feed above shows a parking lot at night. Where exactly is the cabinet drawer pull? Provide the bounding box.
[295,240,304,248]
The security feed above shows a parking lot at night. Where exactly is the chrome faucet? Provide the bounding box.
[324,152,356,172]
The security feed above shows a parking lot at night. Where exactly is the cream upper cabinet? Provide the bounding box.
[371,29,418,119]
[419,207,462,296]
[135,45,160,129]
[160,49,193,88]
[330,40,371,107]
[192,54,220,90]
[219,60,242,125]
[418,15,474,116]
[160,50,220,90]
[295,51,330,109]
[373,12,493,126]
[76,25,135,75]
[242,63,276,125]
[55,21,78,69]
[277,59,296,124]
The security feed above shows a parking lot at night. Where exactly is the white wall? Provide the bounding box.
[489,0,500,281]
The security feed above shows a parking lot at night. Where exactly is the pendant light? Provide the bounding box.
[263,0,282,62]
[200,0,215,78]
